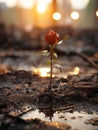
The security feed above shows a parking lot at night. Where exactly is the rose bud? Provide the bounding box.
[45,29,59,45]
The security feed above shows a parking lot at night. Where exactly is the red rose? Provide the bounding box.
[45,29,59,45]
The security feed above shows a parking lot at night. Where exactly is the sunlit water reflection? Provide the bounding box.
[21,109,98,130]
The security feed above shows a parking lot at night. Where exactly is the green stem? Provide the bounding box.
[50,45,53,91]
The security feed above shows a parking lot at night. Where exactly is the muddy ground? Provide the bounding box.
[0,49,98,130]
[0,26,98,130]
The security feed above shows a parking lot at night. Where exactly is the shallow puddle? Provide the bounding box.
[21,108,98,130]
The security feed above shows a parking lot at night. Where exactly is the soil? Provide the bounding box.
[0,65,98,130]
[0,26,98,130]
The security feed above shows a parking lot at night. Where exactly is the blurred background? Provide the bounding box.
[0,0,98,76]
[0,0,98,51]
[0,0,98,29]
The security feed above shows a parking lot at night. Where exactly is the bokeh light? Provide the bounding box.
[37,3,47,13]
[71,0,89,10]
[36,0,53,13]
[52,12,61,21]
[71,11,79,20]
[96,10,98,17]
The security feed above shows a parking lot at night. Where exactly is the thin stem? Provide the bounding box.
[50,45,53,91]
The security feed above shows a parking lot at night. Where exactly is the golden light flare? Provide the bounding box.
[63,67,80,78]
[71,11,79,20]
[32,67,51,77]
[71,0,89,10]
[52,12,61,21]
[32,66,80,78]
[18,0,34,9]
[37,4,47,13]
[0,0,53,9]
[96,10,98,17]
[72,67,80,75]
[38,68,50,77]
[36,0,52,13]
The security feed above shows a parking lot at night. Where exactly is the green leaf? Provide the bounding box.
[41,50,49,56]
[57,40,63,44]
[42,50,48,53]
[53,52,58,58]
[57,35,69,45]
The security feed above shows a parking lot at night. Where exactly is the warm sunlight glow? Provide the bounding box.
[32,66,80,78]
[64,67,80,78]
[37,0,53,5]
[96,10,98,17]
[45,0,53,4]
[52,12,61,21]
[71,11,79,20]
[18,0,34,9]
[4,0,17,8]
[37,4,47,13]
[71,0,89,10]
[73,67,80,75]
[36,0,53,13]
[32,67,50,77]
[39,68,50,77]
